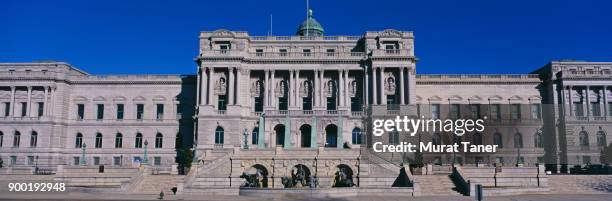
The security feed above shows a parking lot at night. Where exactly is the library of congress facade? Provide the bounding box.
[1,11,611,181]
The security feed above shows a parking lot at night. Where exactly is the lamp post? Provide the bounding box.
[80,143,87,166]
[243,129,249,149]
[143,140,149,164]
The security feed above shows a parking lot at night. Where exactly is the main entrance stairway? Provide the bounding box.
[414,174,462,196]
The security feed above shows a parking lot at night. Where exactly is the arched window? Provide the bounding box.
[534,132,543,148]
[0,131,3,147]
[494,132,503,148]
[95,133,103,148]
[30,131,38,147]
[13,131,21,147]
[597,131,606,147]
[352,127,362,145]
[75,133,83,148]
[579,131,589,146]
[155,133,163,148]
[215,126,224,144]
[432,133,442,145]
[472,133,483,145]
[135,133,143,148]
[252,128,259,145]
[389,130,399,144]
[115,133,123,148]
[514,133,523,148]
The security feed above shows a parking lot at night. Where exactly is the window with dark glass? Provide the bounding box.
[115,133,123,148]
[135,133,143,148]
[37,102,44,117]
[511,104,521,119]
[302,49,311,56]
[470,104,480,118]
[155,133,163,148]
[116,104,124,120]
[20,102,26,117]
[326,49,335,56]
[156,104,164,120]
[218,95,227,111]
[278,97,288,111]
[302,98,312,111]
[30,131,37,147]
[255,49,263,56]
[136,104,144,120]
[279,49,288,56]
[450,104,460,119]
[531,104,541,119]
[96,104,104,120]
[4,103,9,117]
[13,131,20,147]
[77,104,85,120]
[491,104,501,119]
[75,133,83,148]
[95,133,103,148]
[431,104,440,119]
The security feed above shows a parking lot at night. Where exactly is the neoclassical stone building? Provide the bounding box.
[0,11,610,180]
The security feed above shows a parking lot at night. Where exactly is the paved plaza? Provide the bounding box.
[0,192,611,201]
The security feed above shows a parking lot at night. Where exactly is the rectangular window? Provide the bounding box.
[4,103,9,117]
[133,156,142,164]
[37,103,44,117]
[96,104,104,120]
[278,97,288,111]
[450,104,460,119]
[156,104,164,120]
[592,103,601,117]
[326,97,336,111]
[302,97,312,111]
[255,49,263,56]
[302,49,311,56]
[77,104,85,120]
[136,104,144,120]
[116,104,124,120]
[574,103,584,117]
[27,156,34,166]
[279,49,288,56]
[511,104,521,119]
[113,156,122,166]
[154,157,161,166]
[10,156,17,166]
[470,104,480,118]
[531,104,542,119]
[218,95,227,111]
[491,104,501,120]
[20,102,27,117]
[326,49,335,56]
[431,104,440,119]
[176,104,182,118]
[93,157,100,165]
[73,157,80,166]
[254,97,263,112]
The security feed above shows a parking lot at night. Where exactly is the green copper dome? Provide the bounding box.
[296,9,324,36]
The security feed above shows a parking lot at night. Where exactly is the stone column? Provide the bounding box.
[345,69,350,107]
[380,67,386,105]
[26,86,32,117]
[372,68,377,105]
[50,87,56,116]
[195,71,201,105]
[604,86,609,117]
[201,68,208,105]
[312,70,321,108]
[568,86,573,116]
[43,86,49,116]
[585,86,590,117]
[270,70,276,109]
[208,68,215,106]
[228,68,235,105]
[364,69,369,105]
[338,69,343,108]
[264,69,270,107]
[9,86,15,117]
[400,67,405,105]
[319,70,324,108]
[293,70,300,109]
[236,68,242,106]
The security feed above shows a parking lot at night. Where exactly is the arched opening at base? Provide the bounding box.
[241,164,269,188]
[282,164,313,188]
[332,164,355,187]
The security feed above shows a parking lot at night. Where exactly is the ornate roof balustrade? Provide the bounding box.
[416,74,540,84]
[249,35,362,41]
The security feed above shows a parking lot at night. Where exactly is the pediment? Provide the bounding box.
[152,96,167,102]
[93,96,106,101]
[468,95,483,101]
[428,96,442,101]
[448,95,463,101]
[73,96,88,102]
[508,95,523,101]
[133,96,146,102]
[113,96,127,102]
[488,95,503,101]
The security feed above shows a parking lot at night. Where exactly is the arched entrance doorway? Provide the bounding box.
[333,164,355,187]
[241,164,269,188]
[300,124,311,148]
[325,124,337,147]
[274,124,285,147]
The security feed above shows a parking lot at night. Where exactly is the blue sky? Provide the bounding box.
[1,0,611,75]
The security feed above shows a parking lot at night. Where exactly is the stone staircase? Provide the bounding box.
[133,174,185,194]
[549,175,612,194]
[414,174,462,196]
